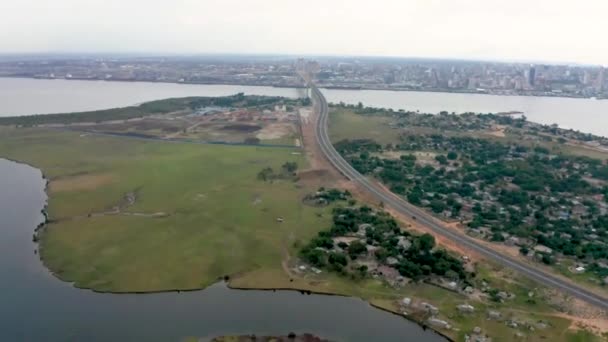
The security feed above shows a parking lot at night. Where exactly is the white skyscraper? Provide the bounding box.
[596,67,605,92]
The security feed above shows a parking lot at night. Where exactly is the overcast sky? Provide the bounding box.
[1,0,606,65]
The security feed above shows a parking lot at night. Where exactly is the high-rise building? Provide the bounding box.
[528,66,536,87]
[583,70,592,85]
[596,67,605,92]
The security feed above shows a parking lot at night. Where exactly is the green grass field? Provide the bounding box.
[0,128,330,292]
[328,107,399,144]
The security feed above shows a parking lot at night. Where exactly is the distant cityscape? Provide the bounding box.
[0,55,605,99]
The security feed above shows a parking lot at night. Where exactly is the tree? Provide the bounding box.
[348,240,367,259]
[398,260,422,280]
[328,252,348,266]
[541,254,554,265]
[491,232,505,242]
[430,200,446,213]
[416,234,436,252]
[435,155,448,165]
[407,188,423,205]
[301,248,325,267]
[311,236,333,249]
[244,137,260,145]
[282,161,298,173]
[488,288,501,302]
[447,151,458,160]
[257,167,274,181]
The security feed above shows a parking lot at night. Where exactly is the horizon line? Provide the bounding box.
[0,51,604,68]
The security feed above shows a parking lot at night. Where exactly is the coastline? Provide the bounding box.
[1,75,604,101]
[1,155,452,341]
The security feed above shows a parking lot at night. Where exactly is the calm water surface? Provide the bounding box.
[323,88,608,137]
[0,77,305,115]
[1,77,608,136]
[0,159,443,341]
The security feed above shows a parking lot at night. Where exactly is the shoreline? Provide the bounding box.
[1,75,604,101]
[0,155,453,341]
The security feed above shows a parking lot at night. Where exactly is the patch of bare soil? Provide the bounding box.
[378,150,408,159]
[256,123,294,140]
[297,169,332,187]
[94,118,185,133]
[50,173,115,192]
[299,107,346,183]
[58,190,169,221]
[486,125,507,138]
[544,290,608,334]
[221,123,262,132]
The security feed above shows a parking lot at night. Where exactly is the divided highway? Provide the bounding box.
[310,84,608,310]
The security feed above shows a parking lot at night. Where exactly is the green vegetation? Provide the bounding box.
[566,330,603,342]
[331,104,608,284]
[257,161,299,181]
[0,97,193,126]
[0,94,309,126]
[0,127,327,292]
[328,105,399,144]
[302,187,352,207]
[335,135,608,279]
[300,204,470,282]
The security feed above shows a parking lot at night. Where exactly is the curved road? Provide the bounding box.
[310,84,608,310]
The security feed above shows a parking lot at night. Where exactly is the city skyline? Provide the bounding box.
[1,0,607,66]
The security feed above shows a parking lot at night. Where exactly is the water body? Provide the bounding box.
[323,89,608,137]
[0,77,305,116]
[0,159,443,342]
[1,77,608,136]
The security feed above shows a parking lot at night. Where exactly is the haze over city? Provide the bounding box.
[1,0,607,65]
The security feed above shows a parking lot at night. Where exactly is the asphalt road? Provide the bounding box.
[310,84,608,311]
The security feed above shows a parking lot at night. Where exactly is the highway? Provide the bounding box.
[310,84,608,311]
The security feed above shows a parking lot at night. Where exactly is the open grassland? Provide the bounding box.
[328,107,399,144]
[0,128,328,292]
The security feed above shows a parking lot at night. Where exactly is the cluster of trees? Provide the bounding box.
[329,103,527,132]
[335,133,608,265]
[304,187,352,205]
[190,93,307,109]
[330,102,398,116]
[536,123,608,148]
[300,205,469,282]
[257,162,298,182]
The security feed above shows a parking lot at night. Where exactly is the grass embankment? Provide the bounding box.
[0,128,326,292]
[0,97,196,126]
[0,94,292,126]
